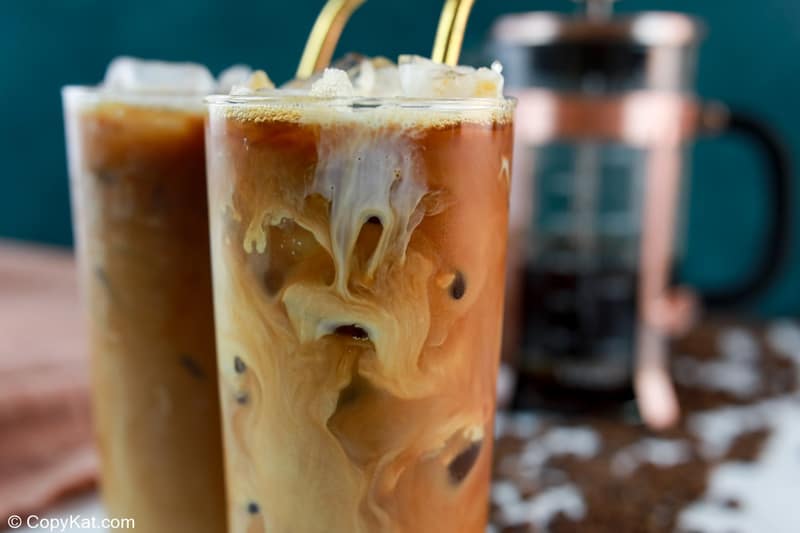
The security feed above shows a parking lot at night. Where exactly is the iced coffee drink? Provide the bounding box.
[62,58,242,533]
[206,58,514,533]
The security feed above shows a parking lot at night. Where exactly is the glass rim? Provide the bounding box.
[205,93,516,111]
[62,85,208,101]
[62,86,515,112]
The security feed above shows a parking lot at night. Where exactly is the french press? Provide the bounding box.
[491,0,791,425]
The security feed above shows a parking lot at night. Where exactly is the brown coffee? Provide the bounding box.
[206,96,514,533]
[63,94,226,532]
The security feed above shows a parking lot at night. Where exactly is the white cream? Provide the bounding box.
[313,127,427,291]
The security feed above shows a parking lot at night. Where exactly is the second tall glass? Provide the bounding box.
[63,87,226,532]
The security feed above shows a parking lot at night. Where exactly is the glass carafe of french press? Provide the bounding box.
[492,1,791,424]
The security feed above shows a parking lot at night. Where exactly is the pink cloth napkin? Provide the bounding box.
[0,241,97,521]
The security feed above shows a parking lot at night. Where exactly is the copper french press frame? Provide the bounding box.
[495,10,791,427]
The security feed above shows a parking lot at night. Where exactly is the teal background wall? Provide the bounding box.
[1,0,798,315]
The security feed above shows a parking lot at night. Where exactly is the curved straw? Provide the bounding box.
[431,0,476,65]
[296,0,367,79]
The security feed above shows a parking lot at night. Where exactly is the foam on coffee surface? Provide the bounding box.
[223,55,511,127]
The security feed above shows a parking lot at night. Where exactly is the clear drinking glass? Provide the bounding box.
[62,88,226,532]
[205,94,515,533]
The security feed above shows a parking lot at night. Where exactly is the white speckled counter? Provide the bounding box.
[490,320,800,532]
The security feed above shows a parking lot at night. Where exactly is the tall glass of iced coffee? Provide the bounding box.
[206,58,514,533]
[63,58,234,533]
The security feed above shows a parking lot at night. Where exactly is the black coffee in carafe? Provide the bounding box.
[517,265,638,410]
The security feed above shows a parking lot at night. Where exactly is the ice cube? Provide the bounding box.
[280,54,403,97]
[282,71,322,91]
[398,55,504,98]
[230,71,276,95]
[103,56,215,94]
[370,65,403,97]
[352,57,401,97]
[309,68,354,98]
[217,64,254,93]
[331,52,368,74]
[352,58,375,94]
[282,53,366,91]
[267,53,504,98]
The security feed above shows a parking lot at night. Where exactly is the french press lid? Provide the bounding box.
[489,0,705,93]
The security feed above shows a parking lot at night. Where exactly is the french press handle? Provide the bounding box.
[695,102,792,308]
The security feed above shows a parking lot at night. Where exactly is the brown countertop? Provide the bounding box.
[0,241,96,523]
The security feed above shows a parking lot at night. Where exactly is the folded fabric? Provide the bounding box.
[0,241,97,522]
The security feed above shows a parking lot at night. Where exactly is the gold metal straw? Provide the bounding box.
[431,0,476,65]
[296,0,367,79]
